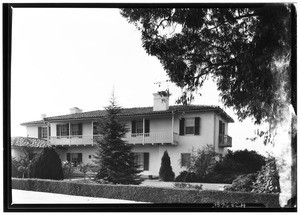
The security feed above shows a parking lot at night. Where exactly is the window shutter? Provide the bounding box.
[78,123,82,135]
[78,153,82,163]
[145,119,150,133]
[49,127,51,137]
[219,120,223,134]
[56,125,60,136]
[194,117,200,135]
[132,121,136,134]
[38,127,42,138]
[66,124,69,136]
[67,153,70,162]
[179,118,185,136]
[143,153,149,171]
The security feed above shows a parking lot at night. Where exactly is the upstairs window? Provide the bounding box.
[179,117,200,136]
[131,119,150,134]
[71,123,82,136]
[93,121,100,135]
[38,127,48,139]
[56,124,69,137]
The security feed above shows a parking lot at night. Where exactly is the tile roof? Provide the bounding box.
[11,137,52,148]
[21,105,234,125]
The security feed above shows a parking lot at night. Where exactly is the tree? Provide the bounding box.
[187,145,217,181]
[120,5,294,125]
[77,163,91,181]
[28,148,64,180]
[121,5,295,206]
[93,93,142,185]
[159,150,175,181]
[61,161,75,179]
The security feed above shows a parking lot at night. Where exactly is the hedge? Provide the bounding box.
[12,178,280,208]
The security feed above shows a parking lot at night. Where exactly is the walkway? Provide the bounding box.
[12,189,146,204]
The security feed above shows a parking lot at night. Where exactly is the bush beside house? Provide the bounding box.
[159,150,175,181]
[28,148,64,180]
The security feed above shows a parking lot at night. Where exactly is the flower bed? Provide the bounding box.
[12,178,280,207]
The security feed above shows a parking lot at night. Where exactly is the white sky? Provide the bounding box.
[11,8,272,154]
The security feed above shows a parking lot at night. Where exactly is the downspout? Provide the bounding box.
[213,113,216,153]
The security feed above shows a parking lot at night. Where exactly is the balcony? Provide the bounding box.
[49,132,179,146]
[218,135,232,147]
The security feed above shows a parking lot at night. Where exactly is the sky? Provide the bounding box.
[11,8,273,154]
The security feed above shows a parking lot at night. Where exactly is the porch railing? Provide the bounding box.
[49,131,179,146]
[218,135,232,147]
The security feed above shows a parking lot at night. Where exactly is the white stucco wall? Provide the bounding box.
[26,126,39,138]
[24,111,233,177]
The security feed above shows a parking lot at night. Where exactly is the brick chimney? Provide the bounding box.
[153,92,170,111]
[70,107,82,114]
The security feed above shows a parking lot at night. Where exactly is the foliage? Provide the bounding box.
[12,178,281,207]
[121,5,294,125]
[93,93,142,185]
[77,163,92,180]
[252,157,280,193]
[175,171,198,182]
[11,157,21,178]
[225,173,258,192]
[173,182,203,190]
[159,150,175,181]
[28,148,64,180]
[61,161,75,179]
[187,145,217,181]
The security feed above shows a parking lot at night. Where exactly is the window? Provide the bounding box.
[179,117,200,135]
[71,123,82,136]
[38,127,48,139]
[185,118,195,134]
[67,153,82,166]
[93,121,100,135]
[219,120,225,144]
[181,153,191,167]
[131,119,150,136]
[56,124,69,137]
[134,152,149,171]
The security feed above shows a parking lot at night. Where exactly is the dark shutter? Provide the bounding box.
[38,127,42,138]
[49,127,51,137]
[143,153,149,171]
[66,124,69,136]
[78,153,82,163]
[145,119,150,133]
[78,123,82,135]
[132,121,136,134]
[194,117,200,135]
[56,125,60,136]
[179,118,185,136]
[219,120,223,134]
[67,153,70,162]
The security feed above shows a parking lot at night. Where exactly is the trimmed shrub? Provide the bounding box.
[12,178,281,207]
[225,173,258,192]
[159,150,175,181]
[173,182,203,190]
[175,171,198,182]
[28,148,64,180]
[252,158,280,193]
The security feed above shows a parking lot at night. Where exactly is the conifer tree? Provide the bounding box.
[159,150,175,181]
[93,93,142,185]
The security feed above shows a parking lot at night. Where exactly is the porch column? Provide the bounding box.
[142,118,145,144]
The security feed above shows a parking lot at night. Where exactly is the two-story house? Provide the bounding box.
[19,93,234,177]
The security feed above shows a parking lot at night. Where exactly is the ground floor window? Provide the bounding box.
[67,153,82,166]
[134,152,149,171]
[181,153,191,167]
